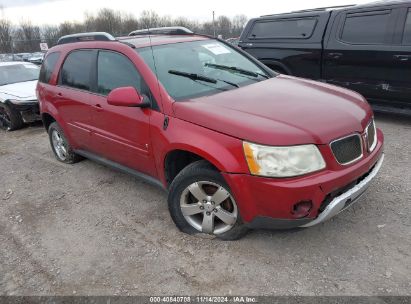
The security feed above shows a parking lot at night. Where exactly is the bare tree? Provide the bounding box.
[199,21,215,36]
[41,25,59,47]
[58,21,84,37]
[84,8,122,35]
[121,13,140,35]
[139,10,160,28]
[231,15,248,37]
[216,15,232,39]
[14,20,41,52]
[0,19,13,53]
[2,9,249,53]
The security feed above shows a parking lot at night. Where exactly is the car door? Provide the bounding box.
[323,7,400,104]
[56,50,96,149]
[89,50,157,177]
[387,6,411,107]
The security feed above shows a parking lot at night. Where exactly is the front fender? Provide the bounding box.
[151,114,250,186]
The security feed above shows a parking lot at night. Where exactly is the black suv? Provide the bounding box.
[239,0,411,114]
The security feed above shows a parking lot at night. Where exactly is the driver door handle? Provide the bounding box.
[393,54,411,61]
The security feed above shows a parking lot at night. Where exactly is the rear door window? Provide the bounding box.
[59,50,94,91]
[403,9,411,44]
[248,18,317,39]
[340,10,393,44]
[39,52,60,83]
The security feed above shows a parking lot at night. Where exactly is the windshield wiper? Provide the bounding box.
[168,70,239,88]
[205,63,269,79]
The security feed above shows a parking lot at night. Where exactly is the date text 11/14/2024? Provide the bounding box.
[149,296,257,303]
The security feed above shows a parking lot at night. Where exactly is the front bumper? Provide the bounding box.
[300,153,384,227]
[6,100,40,123]
[222,129,384,229]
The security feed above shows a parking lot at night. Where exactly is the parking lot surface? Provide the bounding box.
[0,113,410,296]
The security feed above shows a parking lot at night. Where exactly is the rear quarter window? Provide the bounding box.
[39,52,60,84]
[248,18,318,39]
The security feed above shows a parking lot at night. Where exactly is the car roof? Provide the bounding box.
[259,0,409,18]
[116,34,212,48]
[343,0,410,10]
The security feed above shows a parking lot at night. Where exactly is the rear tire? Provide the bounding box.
[48,122,82,164]
[0,103,24,131]
[168,160,249,240]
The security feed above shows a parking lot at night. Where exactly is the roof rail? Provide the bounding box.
[57,32,116,45]
[129,26,193,36]
[260,4,356,17]
[291,4,356,13]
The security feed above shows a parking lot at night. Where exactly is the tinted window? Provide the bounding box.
[249,18,317,39]
[341,10,392,44]
[39,52,59,83]
[97,51,141,95]
[404,10,411,44]
[60,50,94,90]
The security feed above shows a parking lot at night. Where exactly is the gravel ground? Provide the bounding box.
[0,113,410,296]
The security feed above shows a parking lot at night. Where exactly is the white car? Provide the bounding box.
[28,52,45,65]
[0,62,40,131]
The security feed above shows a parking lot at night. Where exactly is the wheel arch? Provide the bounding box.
[163,147,224,188]
[261,60,292,75]
[40,107,76,149]
[161,137,248,188]
[41,112,56,131]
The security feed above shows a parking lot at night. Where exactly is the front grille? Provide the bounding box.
[330,134,363,165]
[366,119,377,152]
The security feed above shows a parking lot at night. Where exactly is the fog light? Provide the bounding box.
[292,201,313,218]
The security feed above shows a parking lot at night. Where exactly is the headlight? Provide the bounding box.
[243,142,326,177]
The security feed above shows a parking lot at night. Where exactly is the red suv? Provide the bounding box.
[37,29,384,240]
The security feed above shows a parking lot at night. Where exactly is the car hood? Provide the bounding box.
[0,80,38,100]
[172,75,373,146]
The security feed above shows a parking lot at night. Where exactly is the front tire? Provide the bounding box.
[48,122,82,164]
[0,103,24,131]
[168,160,249,240]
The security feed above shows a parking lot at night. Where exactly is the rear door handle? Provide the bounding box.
[393,54,411,61]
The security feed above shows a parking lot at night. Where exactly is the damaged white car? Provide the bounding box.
[0,62,40,131]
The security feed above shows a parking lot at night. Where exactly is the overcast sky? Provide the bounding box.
[1,0,372,25]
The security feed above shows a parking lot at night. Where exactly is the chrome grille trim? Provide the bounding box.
[330,133,363,166]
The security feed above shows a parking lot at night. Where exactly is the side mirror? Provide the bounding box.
[107,86,150,108]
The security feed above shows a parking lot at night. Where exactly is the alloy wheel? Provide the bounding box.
[51,129,68,161]
[180,181,238,235]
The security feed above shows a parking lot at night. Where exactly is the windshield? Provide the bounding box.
[0,64,40,86]
[137,39,270,100]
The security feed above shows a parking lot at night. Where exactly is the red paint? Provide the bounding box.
[106,86,144,107]
[37,36,384,225]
